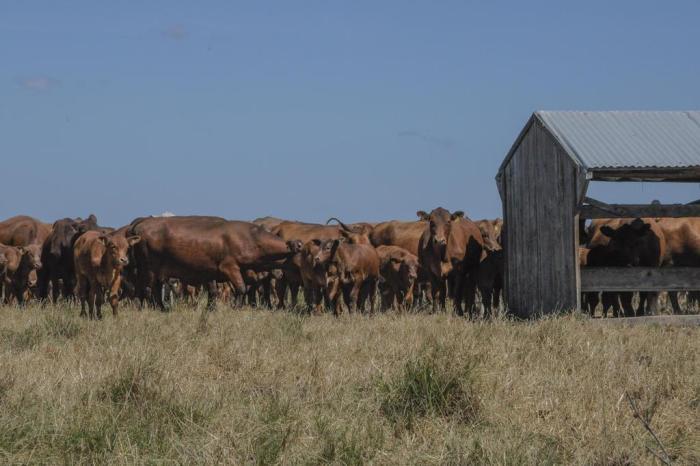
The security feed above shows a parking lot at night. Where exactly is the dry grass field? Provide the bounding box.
[0,301,698,465]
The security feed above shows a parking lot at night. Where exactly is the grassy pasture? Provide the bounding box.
[0,302,697,465]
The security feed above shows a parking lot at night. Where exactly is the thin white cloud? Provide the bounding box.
[398,130,456,149]
[18,76,59,91]
[163,24,187,41]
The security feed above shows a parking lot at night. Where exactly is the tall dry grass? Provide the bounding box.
[0,301,697,465]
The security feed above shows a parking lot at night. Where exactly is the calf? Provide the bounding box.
[475,218,504,318]
[73,231,141,319]
[0,244,42,305]
[376,245,418,312]
[299,240,329,315]
[310,239,380,315]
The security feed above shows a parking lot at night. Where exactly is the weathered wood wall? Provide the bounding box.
[500,119,583,317]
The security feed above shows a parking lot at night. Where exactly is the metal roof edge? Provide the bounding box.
[534,111,587,170]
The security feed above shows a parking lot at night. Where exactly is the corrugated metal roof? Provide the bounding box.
[535,111,700,169]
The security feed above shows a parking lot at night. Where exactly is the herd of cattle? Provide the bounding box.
[580,216,700,317]
[0,209,698,319]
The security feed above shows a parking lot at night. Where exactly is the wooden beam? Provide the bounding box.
[580,197,700,218]
[580,267,700,292]
[590,167,700,182]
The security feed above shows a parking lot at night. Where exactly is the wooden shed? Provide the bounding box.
[496,111,700,318]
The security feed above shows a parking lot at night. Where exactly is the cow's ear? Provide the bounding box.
[390,257,402,264]
[17,246,26,255]
[416,211,429,221]
[600,226,616,238]
[451,211,465,220]
[339,229,351,239]
[98,235,109,245]
[311,239,322,246]
[127,235,141,246]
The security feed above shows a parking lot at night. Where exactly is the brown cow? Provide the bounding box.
[272,219,372,308]
[475,218,504,317]
[310,238,379,315]
[37,215,103,302]
[370,220,431,306]
[417,207,484,317]
[475,218,503,252]
[298,240,328,314]
[0,215,52,247]
[655,217,700,313]
[128,216,301,310]
[252,216,287,232]
[376,245,419,312]
[74,230,141,318]
[0,243,43,305]
[585,218,666,317]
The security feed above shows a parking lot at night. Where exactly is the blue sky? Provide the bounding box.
[2,1,700,226]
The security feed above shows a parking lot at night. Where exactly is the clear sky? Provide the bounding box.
[2,1,700,227]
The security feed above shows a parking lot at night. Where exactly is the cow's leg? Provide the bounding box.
[245,283,257,307]
[601,292,617,318]
[109,276,121,316]
[638,291,657,316]
[261,278,272,308]
[87,280,97,319]
[361,279,376,314]
[619,292,634,318]
[480,284,493,319]
[13,282,25,307]
[327,280,342,316]
[76,274,88,318]
[380,286,394,312]
[220,263,246,307]
[275,277,288,310]
[668,291,682,314]
[429,277,441,313]
[585,292,600,317]
[205,281,218,310]
[312,286,324,315]
[452,272,465,317]
[95,285,104,320]
[37,267,49,303]
[465,272,478,319]
[289,282,300,309]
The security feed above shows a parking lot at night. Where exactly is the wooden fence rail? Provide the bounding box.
[580,267,700,292]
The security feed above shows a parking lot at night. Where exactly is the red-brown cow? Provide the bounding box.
[128,216,301,310]
[309,238,379,315]
[417,207,484,317]
[376,245,419,312]
[0,243,43,305]
[74,230,141,318]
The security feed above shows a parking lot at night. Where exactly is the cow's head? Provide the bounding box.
[311,238,342,267]
[397,256,419,290]
[49,218,81,256]
[417,207,464,260]
[477,220,501,252]
[600,218,653,266]
[326,218,372,244]
[286,240,303,254]
[19,245,42,270]
[100,234,141,268]
[27,269,38,288]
